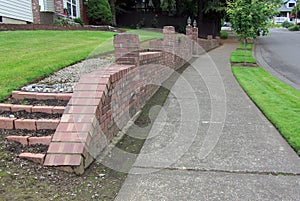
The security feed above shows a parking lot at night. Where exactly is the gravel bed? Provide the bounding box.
[21,58,112,93]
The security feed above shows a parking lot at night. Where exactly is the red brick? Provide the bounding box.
[74,84,107,91]
[32,106,54,114]
[18,92,37,100]
[12,91,21,99]
[36,119,60,130]
[36,93,56,100]
[60,114,95,123]
[19,153,45,165]
[11,105,32,112]
[64,106,97,114]
[14,119,36,130]
[47,142,85,154]
[0,104,12,112]
[68,98,100,106]
[0,117,16,129]
[55,122,92,133]
[72,91,103,99]
[12,91,37,100]
[52,132,88,143]
[52,106,65,114]
[6,135,29,145]
[43,154,82,166]
[28,136,52,146]
[79,78,101,84]
[55,93,72,101]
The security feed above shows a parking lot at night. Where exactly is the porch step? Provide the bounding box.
[12,91,72,101]
[6,135,52,146]
[0,117,60,130]
[0,104,65,114]
[1,90,71,167]
[19,153,45,165]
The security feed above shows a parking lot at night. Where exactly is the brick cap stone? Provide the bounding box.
[44,154,83,166]
[6,136,29,146]
[19,153,45,165]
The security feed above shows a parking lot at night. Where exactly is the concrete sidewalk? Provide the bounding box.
[115,43,300,200]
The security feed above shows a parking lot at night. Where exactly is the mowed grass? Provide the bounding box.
[230,49,256,63]
[0,30,163,101]
[232,67,300,155]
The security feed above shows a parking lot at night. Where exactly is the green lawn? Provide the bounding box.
[230,49,256,63]
[0,30,163,101]
[232,67,300,155]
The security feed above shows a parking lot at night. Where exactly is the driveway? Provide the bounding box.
[254,28,300,91]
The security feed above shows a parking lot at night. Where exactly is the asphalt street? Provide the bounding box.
[254,28,300,91]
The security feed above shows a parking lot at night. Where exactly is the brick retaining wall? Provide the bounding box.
[43,26,220,174]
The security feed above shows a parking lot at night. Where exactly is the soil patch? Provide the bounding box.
[0,129,54,137]
[7,99,69,106]
[0,111,61,120]
[231,62,259,67]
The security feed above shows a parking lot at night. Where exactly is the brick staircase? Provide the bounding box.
[0,91,71,165]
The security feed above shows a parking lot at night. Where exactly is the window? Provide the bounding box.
[289,3,295,8]
[0,16,2,23]
[66,0,78,18]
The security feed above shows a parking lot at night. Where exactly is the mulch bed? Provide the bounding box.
[0,111,62,120]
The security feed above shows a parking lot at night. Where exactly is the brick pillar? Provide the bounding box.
[114,34,140,66]
[32,0,40,24]
[54,0,64,15]
[192,27,198,42]
[185,25,193,38]
[163,26,176,67]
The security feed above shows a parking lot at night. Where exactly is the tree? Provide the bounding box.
[109,0,116,26]
[87,0,113,25]
[198,0,227,38]
[291,2,300,22]
[227,0,280,65]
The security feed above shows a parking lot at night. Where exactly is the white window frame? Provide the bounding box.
[64,0,80,18]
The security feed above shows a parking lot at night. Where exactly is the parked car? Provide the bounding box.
[221,22,232,31]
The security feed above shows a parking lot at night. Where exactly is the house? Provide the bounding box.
[274,0,298,24]
[0,0,87,25]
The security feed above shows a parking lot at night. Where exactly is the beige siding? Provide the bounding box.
[0,0,33,22]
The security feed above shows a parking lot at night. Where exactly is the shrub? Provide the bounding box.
[288,25,300,31]
[136,18,145,29]
[54,18,72,26]
[87,0,112,25]
[220,30,228,39]
[281,21,294,28]
[74,18,84,26]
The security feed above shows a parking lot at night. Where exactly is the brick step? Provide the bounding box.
[0,117,60,130]
[6,135,52,146]
[12,91,72,101]
[0,104,65,114]
[19,153,45,165]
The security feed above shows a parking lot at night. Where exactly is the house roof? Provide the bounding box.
[279,4,293,12]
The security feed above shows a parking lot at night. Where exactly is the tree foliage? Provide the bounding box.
[87,0,113,25]
[227,0,280,41]
[227,0,280,64]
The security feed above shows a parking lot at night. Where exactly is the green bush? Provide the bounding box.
[54,18,72,26]
[288,25,300,31]
[281,21,294,28]
[220,30,228,39]
[87,0,112,25]
[74,18,84,26]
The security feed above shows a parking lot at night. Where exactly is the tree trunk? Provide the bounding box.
[244,38,247,66]
[110,0,116,26]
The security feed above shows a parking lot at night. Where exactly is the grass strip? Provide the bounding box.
[0,30,163,101]
[230,49,256,63]
[232,66,300,155]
